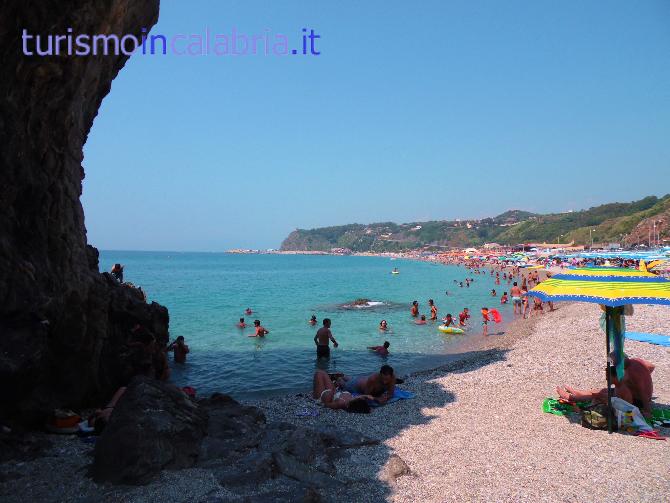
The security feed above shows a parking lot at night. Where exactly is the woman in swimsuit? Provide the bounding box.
[312,370,372,412]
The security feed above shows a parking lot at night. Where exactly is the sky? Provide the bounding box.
[81,0,670,251]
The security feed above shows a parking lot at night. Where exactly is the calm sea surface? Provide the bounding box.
[99,252,514,399]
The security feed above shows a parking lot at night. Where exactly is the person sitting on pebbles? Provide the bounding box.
[556,357,655,418]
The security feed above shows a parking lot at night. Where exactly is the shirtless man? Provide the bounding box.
[510,282,522,314]
[314,318,338,359]
[368,341,390,356]
[252,319,269,337]
[556,358,654,417]
[339,365,396,405]
[167,336,190,363]
[410,301,419,317]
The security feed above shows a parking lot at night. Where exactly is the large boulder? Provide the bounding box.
[93,376,207,484]
[0,1,167,426]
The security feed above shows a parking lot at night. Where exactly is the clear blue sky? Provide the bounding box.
[82,0,670,251]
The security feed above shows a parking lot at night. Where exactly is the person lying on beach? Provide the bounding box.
[379,319,389,331]
[167,336,190,363]
[556,358,654,418]
[337,365,396,405]
[88,386,127,434]
[237,317,246,328]
[312,370,372,413]
[368,341,390,356]
[252,320,269,337]
[415,314,427,325]
[309,315,318,325]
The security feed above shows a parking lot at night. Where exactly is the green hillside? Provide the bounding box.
[280,195,670,251]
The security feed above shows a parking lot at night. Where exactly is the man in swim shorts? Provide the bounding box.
[339,365,396,405]
[314,318,338,358]
[511,282,522,315]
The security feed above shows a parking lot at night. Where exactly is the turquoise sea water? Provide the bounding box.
[99,252,514,399]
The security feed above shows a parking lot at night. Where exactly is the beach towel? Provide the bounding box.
[354,388,415,407]
[542,397,588,416]
[625,332,670,347]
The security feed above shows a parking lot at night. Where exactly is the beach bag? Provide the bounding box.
[581,404,616,431]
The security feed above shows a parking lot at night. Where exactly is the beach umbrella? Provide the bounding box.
[527,270,670,433]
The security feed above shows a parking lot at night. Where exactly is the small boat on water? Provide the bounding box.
[391,267,400,275]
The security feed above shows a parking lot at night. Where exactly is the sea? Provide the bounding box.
[99,252,515,399]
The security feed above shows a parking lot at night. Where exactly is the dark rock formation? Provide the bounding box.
[93,376,207,484]
[0,0,166,425]
[93,377,379,499]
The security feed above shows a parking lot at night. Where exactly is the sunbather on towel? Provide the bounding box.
[312,370,372,413]
[556,357,654,418]
[337,365,396,405]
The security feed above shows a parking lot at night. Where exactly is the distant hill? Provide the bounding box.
[280,195,670,252]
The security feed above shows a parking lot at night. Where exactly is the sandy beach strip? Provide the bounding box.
[249,302,670,502]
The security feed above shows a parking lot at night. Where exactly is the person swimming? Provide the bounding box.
[442,313,456,327]
[237,317,246,328]
[309,315,317,325]
[415,314,427,325]
[245,307,253,315]
[379,319,389,331]
[368,341,390,356]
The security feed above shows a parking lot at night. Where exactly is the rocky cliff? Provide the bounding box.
[0,0,167,424]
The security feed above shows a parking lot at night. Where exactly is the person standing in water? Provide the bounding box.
[167,336,190,364]
[237,317,246,328]
[410,301,419,317]
[314,318,338,359]
[481,307,490,336]
[252,320,269,337]
[428,299,438,321]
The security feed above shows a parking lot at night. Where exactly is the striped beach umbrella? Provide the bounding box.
[527,270,670,432]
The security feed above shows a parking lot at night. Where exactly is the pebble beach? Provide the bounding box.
[251,302,670,502]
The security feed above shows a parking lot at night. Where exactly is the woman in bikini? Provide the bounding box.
[312,370,372,413]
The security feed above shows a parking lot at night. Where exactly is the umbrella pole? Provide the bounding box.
[605,306,613,434]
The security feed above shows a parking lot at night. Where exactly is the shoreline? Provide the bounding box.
[2,302,668,502]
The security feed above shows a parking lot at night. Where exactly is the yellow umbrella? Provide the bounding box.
[528,271,670,432]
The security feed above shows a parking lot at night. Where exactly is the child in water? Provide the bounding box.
[481,307,490,336]
[428,299,437,321]
[500,292,509,304]
[237,317,246,328]
[415,315,427,325]
[459,308,470,327]
[442,313,456,327]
